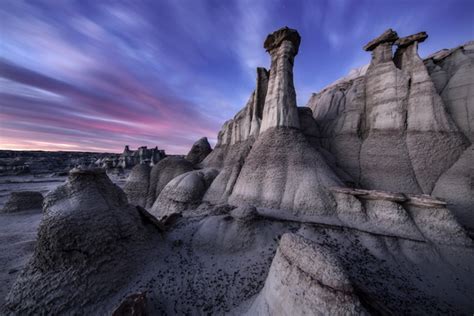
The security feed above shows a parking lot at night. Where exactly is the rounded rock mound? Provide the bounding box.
[1,191,43,213]
[123,164,151,207]
[186,137,212,165]
[146,157,194,209]
[5,167,155,315]
[150,168,218,219]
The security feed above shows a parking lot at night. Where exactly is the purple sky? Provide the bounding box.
[1,0,473,153]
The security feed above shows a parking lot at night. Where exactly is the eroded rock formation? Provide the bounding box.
[5,168,157,314]
[260,27,301,132]
[308,29,473,228]
[185,137,212,165]
[123,164,151,207]
[1,191,43,213]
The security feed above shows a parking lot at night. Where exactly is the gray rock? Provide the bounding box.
[247,233,367,315]
[363,28,398,51]
[307,30,471,206]
[202,137,255,204]
[260,27,300,132]
[394,31,428,47]
[185,137,212,165]
[263,26,301,54]
[5,167,154,315]
[215,68,269,146]
[433,145,474,228]
[228,128,341,216]
[150,168,218,219]
[123,164,151,207]
[2,191,43,213]
[395,35,468,193]
[145,157,194,209]
[230,205,259,221]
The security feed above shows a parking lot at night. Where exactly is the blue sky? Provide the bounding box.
[1,0,473,153]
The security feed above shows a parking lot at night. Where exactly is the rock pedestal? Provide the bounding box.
[260,27,301,132]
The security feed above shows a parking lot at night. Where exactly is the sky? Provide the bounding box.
[1,0,473,154]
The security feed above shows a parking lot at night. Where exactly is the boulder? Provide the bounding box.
[247,233,367,315]
[150,168,219,219]
[185,137,212,165]
[2,191,43,213]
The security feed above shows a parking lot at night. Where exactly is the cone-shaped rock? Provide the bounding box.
[186,137,212,165]
[5,168,155,314]
[394,33,468,193]
[123,164,151,208]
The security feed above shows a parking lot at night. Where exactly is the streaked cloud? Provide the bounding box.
[0,0,472,153]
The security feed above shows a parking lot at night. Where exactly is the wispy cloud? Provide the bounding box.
[1,0,473,153]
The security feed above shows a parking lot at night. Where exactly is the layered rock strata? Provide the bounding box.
[307,30,472,227]
[260,27,301,132]
[5,168,156,314]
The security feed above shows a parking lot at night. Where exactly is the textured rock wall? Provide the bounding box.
[5,168,155,315]
[260,36,300,132]
[216,68,269,146]
[307,30,473,227]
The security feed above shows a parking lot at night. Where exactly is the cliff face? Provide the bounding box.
[307,33,473,228]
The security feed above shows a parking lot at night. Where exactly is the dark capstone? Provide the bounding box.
[264,26,301,54]
[395,32,428,48]
[363,28,398,51]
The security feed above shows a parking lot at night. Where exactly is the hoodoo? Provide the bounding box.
[260,27,301,132]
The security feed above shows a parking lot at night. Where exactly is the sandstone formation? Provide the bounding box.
[96,145,166,169]
[150,168,218,219]
[228,128,341,216]
[123,164,151,207]
[307,29,473,228]
[1,191,43,213]
[260,27,300,132]
[145,156,194,209]
[5,168,158,314]
[202,27,344,217]
[248,233,367,315]
[185,137,212,165]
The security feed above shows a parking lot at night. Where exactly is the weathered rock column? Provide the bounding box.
[260,27,301,132]
[394,32,468,193]
[360,29,422,193]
